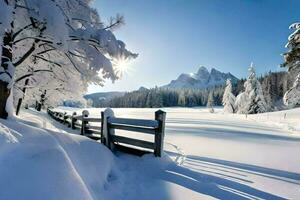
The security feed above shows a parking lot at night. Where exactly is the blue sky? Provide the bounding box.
[88,0,300,93]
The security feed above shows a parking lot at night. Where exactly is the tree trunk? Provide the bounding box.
[16,79,29,116]
[0,30,13,119]
[0,81,10,119]
[40,90,46,110]
[36,90,46,111]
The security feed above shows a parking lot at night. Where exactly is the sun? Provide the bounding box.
[113,57,132,77]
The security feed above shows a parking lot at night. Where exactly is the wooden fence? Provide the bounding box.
[47,108,166,157]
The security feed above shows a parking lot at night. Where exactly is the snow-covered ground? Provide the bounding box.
[0,107,299,199]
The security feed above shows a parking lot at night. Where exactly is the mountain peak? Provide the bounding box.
[163,66,238,89]
[197,66,208,72]
[196,66,209,73]
[211,67,217,72]
[210,68,222,74]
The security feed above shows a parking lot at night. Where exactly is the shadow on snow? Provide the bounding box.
[161,154,300,199]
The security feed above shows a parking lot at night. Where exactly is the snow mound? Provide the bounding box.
[0,122,20,146]
[0,118,115,200]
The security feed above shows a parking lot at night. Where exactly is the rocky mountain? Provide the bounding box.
[163,66,238,89]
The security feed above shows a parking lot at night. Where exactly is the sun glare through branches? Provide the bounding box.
[113,57,133,77]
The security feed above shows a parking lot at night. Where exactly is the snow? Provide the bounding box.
[0,110,114,199]
[52,106,300,199]
[0,107,299,199]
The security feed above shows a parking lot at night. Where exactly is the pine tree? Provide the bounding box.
[282,23,300,78]
[235,92,249,114]
[281,23,300,107]
[178,90,186,106]
[283,73,300,108]
[222,79,236,113]
[207,91,214,113]
[236,63,268,114]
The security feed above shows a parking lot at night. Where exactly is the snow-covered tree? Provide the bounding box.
[235,92,249,114]
[282,23,300,78]
[282,23,300,108]
[222,79,236,113]
[20,69,88,109]
[236,63,268,114]
[178,90,186,106]
[207,91,214,113]
[13,52,89,112]
[283,73,300,108]
[0,0,137,119]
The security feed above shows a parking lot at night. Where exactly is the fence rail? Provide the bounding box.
[47,108,166,157]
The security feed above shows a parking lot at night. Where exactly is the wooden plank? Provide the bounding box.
[73,115,83,120]
[85,117,102,122]
[74,124,81,129]
[74,121,81,126]
[114,144,152,157]
[86,128,101,134]
[86,129,101,135]
[108,117,158,128]
[86,124,101,130]
[109,124,156,135]
[111,135,155,149]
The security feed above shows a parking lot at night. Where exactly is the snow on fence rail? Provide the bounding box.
[47,108,166,157]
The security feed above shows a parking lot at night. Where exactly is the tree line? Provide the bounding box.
[90,70,292,110]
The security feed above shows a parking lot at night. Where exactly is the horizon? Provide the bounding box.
[87,64,276,94]
[88,0,300,94]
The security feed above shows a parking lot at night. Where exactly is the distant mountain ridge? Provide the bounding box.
[84,67,238,107]
[84,92,125,106]
[162,66,238,89]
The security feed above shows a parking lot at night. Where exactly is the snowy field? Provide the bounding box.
[0,107,300,199]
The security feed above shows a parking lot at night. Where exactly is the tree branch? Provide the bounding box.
[64,52,82,74]
[37,48,56,55]
[13,43,36,67]
[15,69,54,83]
[33,55,63,68]
[13,23,34,40]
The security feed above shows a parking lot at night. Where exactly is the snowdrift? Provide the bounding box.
[0,118,114,199]
[1,107,299,199]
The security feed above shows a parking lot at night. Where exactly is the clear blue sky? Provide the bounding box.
[88,0,300,94]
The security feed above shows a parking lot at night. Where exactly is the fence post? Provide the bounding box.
[101,108,115,150]
[55,112,59,120]
[63,112,67,125]
[154,110,166,157]
[81,110,89,135]
[71,112,77,129]
[59,113,62,122]
[100,111,105,144]
[106,116,112,150]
